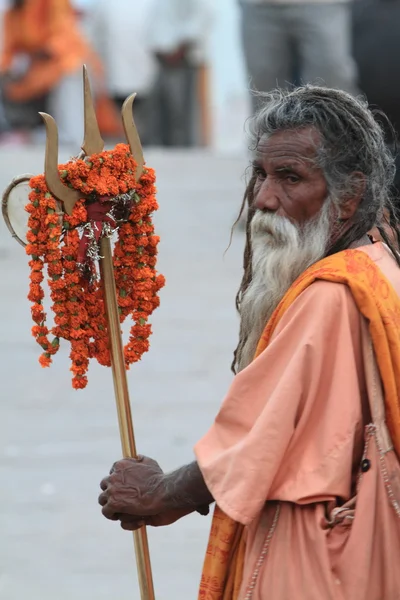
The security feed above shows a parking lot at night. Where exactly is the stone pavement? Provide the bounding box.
[0,146,247,600]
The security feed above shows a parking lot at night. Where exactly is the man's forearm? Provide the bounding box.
[162,461,214,512]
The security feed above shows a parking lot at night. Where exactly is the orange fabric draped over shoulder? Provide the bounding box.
[198,248,400,600]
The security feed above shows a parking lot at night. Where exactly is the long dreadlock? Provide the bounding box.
[232,85,400,374]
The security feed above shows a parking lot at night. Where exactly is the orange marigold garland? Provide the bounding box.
[25,144,165,389]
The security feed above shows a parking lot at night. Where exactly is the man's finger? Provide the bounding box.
[118,514,144,523]
[98,491,108,506]
[100,477,109,491]
[109,460,122,474]
[107,513,119,521]
[120,519,145,531]
[109,457,141,475]
[102,502,117,520]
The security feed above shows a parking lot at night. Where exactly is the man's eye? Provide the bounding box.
[254,168,266,180]
[285,174,300,184]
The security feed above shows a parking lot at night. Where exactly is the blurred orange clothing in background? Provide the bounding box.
[0,0,102,101]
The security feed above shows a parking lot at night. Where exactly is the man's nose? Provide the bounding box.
[254,179,280,212]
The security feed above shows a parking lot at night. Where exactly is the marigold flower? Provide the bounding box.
[39,354,52,368]
[26,144,164,388]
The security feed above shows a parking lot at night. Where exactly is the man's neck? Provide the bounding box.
[348,234,372,250]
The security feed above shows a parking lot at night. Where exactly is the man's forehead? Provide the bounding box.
[255,127,321,162]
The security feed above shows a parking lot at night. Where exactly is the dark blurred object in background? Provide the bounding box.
[239,0,358,114]
[147,0,213,147]
[1,85,47,129]
[353,0,400,134]
[353,0,400,201]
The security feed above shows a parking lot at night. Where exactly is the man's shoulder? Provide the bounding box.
[297,278,356,308]
[271,279,361,345]
[275,279,359,331]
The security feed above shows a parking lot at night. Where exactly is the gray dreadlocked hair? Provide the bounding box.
[232,85,400,374]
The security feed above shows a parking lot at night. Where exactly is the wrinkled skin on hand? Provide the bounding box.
[99,456,213,530]
[98,456,166,521]
[118,508,195,531]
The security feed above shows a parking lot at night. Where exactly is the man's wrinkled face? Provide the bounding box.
[252,127,328,226]
[237,127,333,371]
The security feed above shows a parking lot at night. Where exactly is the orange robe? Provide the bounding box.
[195,242,400,599]
[0,0,101,101]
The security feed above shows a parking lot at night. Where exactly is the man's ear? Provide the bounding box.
[339,172,366,220]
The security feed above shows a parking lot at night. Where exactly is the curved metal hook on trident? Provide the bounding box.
[40,66,155,600]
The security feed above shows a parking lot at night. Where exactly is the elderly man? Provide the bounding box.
[99,86,400,599]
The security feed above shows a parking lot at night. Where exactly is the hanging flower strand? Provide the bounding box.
[25,143,165,389]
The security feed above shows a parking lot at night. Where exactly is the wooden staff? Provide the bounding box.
[39,66,155,600]
[100,236,155,599]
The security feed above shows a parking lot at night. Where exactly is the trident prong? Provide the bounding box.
[82,65,105,156]
[40,65,144,216]
[39,112,81,215]
[122,93,144,180]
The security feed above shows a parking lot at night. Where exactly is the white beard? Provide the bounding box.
[237,202,332,371]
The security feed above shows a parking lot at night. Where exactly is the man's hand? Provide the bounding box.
[98,456,165,521]
[98,457,214,527]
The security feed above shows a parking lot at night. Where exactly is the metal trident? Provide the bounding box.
[39,65,156,600]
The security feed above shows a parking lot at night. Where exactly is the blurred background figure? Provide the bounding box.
[0,0,124,146]
[146,0,213,147]
[239,0,358,113]
[0,0,102,146]
[353,0,400,203]
[89,0,156,146]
